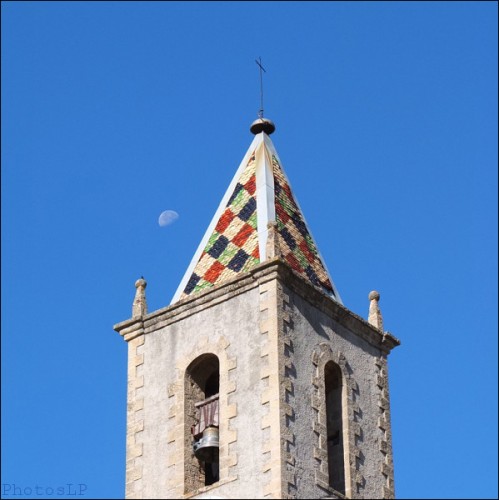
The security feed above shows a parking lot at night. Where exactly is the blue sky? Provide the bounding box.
[1,2,497,499]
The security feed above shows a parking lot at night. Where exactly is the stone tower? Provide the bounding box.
[114,116,400,499]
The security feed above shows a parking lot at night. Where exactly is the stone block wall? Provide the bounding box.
[114,261,398,499]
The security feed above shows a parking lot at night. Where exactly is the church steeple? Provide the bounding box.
[115,109,399,500]
[172,121,342,304]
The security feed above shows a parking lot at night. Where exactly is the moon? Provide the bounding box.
[158,210,179,227]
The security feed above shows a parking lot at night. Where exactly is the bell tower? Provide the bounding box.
[114,116,400,499]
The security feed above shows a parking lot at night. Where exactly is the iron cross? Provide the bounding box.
[255,57,266,118]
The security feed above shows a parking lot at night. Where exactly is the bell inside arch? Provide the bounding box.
[193,426,219,463]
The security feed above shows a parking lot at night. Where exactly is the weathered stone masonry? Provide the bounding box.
[375,355,395,499]
[311,343,364,499]
[115,259,399,499]
[166,335,238,498]
[117,320,146,499]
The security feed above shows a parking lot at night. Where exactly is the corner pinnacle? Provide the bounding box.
[132,277,148,319]
[368,290,383,331]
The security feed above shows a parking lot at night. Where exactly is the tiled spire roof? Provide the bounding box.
[171,130,342,304]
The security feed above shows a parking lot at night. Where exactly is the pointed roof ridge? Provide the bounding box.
[170,133,263,304]
[262,134,342,303]
[170,130,342,304]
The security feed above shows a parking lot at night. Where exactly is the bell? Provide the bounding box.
[193,426,219,463]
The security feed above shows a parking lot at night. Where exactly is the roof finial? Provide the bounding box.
[368,290,383,331]
[255,56,265,119]
[132,277,148,319]
[250,57,275,135]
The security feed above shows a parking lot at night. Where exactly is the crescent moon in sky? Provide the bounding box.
[158,210,179,227]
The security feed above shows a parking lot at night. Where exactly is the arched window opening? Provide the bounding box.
[185,354,220,492]
[204,371,220,398]
[325,361,345,495]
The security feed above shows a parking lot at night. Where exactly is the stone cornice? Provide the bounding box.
[113,317,145,342]
[114,259,400,353]
[271,260,400,354]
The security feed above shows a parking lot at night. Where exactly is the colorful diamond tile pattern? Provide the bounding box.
[181,153,260,298]
[272,155,335,295]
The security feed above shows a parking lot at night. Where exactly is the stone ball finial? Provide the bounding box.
[133,277,148,318]
[368,290,383,331]
[135,277,147,288]
[250,117,276,135]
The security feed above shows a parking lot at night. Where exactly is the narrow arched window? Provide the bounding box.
[325,361,345,495]
[185,354,220,493]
